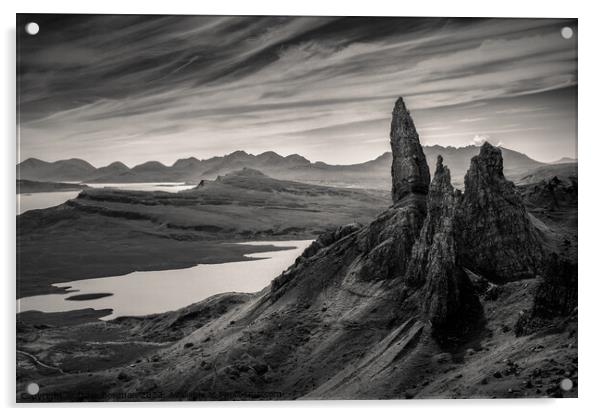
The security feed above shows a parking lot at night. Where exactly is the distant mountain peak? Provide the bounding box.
[226,150,250,158]
[132,161,168,171]
[258,151,280,157]
[18,157,48,166]
[54,158,96,170]
[284,154,310,164]
[172,157,202,169]
[106,161,129,169]
[176,156,201,162]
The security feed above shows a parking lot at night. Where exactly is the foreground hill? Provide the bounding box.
[17,170,389,298]
[17,145,548,189]
[17,98,577,401]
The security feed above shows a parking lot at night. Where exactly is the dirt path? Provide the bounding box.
[17,349,64,374]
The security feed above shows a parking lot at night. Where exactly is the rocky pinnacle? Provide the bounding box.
[390,97,431,203]
[456,141,543,282]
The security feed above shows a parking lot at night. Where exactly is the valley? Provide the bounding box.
[17,169,389,298]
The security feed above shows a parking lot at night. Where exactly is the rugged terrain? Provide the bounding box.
[17,98,577,401]
[17,171,388,298]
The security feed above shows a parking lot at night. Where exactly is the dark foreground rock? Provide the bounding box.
[455,142,544,283]
[390,97,430,202]
[515,253,578,336]
[411,156,483,343]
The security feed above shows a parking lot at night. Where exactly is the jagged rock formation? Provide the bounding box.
[405,156,456,286]
[515,253,577,336]
[519,175,578,212]
[406,156,482,341]
[297,223,362,261]
[455,142,543,283]
[390,97,430,203]
[127,99,549,394]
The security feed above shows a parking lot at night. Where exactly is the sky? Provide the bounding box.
[17,15,577,167]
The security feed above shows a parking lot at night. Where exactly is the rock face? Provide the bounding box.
[390,97,431,203]
[455,142,543,283]
[519,175,578,212]
[515,253,577,335]
[407,156,482,341]
[405,156,456,286]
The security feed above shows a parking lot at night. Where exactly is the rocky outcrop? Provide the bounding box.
[519,175,578,212]
[515,253,577,335]
[390,98,430,203]
[298,223,362,260]
[407,156,482,341]
[270,223,362,296]
[346,199,426,282]
[405,156,456,286]
[455,142,543,283]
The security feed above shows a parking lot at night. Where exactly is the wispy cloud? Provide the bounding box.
[17,15,577,165]
[460,117,487,123]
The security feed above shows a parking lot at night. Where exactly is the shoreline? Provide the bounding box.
[17,236,317,299]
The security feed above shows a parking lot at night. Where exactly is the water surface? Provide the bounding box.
[18,240,312,320]
[17,182,196,214]
[17,191,80,215]
[85,182,196,192]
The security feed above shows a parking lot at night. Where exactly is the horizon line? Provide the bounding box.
[17,142,575,169]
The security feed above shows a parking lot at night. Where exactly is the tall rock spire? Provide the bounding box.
[405,155,483,342]
[455,142,543,282]
[390,97,431,203]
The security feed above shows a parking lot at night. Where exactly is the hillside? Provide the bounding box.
[17,170,389,298]
[515,162,577,185]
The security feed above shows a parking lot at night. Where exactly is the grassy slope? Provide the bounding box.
[515,163,577,186]
[16,266,577,401]
[17,170,389,298]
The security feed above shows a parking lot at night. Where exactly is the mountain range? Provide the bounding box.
[17,145,568,189]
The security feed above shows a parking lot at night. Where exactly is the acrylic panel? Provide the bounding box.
[16,14,578,402]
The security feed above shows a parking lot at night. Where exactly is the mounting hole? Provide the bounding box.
[26,382,39,395]
[25,22,39,36]
[561,26,573,40]
[559,378,573,391]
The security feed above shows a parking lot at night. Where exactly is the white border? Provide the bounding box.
[2,1,599,414]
